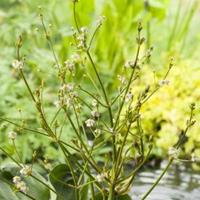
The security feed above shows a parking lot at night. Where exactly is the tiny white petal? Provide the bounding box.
[96,174,105,182]
[13,176,21,184]
[20,165,32,177]
[158,80,170,86]
[8,131,17,140]
[91,110,100,118]
[85,119,95,127]
[12,60,23,69]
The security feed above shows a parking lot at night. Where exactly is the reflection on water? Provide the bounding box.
[131,161,200,200]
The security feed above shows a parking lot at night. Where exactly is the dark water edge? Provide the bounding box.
[130,161,200,200]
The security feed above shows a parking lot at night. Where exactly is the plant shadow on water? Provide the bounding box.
[131,161,200,200]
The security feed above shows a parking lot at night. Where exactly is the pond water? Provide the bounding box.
[131,161,200,200]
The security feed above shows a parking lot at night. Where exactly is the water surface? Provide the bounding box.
[131,161,200,200]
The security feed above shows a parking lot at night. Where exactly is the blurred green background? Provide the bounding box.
[0,0,200,167]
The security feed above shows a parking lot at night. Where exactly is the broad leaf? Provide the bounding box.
[49,164,78,200]
[0,163,50,200]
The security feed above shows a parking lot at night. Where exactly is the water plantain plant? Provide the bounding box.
[0,1,198,199]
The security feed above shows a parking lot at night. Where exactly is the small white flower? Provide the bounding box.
[124,60,134,68]
[8,131,17,140]
[12,60,23,69]
[168,147,180,159]
[109,128,114,133]
[75,27,88,50]
[77,35,85,42]
[91,110,100,118]
[71,53,81,63]
[125,92,133,102]
[97,15,106,26]
[94,129,101,135]
[158,80,170,86]
[13,176,21,184]
[17,181,29,193]
[20,165,32,177]
[64,60,75,72]
[96,173,105,182]
[88,140,93,147]
[117,75,127,85]
[85,119,95,127]
[80,27,88,33]
[77,41,85,49]
[13,176,29,193]
[66,83,74,92]
[92,99,98,107]
[54,100,60,108]
[64,97,73,107]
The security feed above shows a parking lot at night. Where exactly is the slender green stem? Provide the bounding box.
[115,122,132,178]
[113,38,141,130]
[86,50,113,127]
[63,107,101,173]
[88,23,102,50]
[79,85,107,107]
[40,13,60,69]
[73,2,80,33]
[86,50,117,166]
[1,177,36,200]
[141,158,174,200]
[0,117,79,152]
[0,147,57,194]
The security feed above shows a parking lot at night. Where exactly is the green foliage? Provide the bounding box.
[0,1,200,199]
[0,163,50,200]
[49,164,78,200]
[0,0,199,162]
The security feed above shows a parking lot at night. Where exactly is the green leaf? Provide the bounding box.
[0,181,19,200]
[49,164,77,200]
[0,163,50,200]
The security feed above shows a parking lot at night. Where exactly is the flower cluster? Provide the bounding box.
[96,172,108,183]
[85,118,95,128]
[117,75,127,85]
[20,165,32,177]
[12,60,23,69]
[74,27,88,50]
[91,110,100,118]
[168,147,180,159]
[64,53,81,73]
[56,83,78,108]
[13,176,28,193]
[97,15,106,26]
[158,79,170,86]
[124,60,135,68]
[125,91,134,103]
[85,98,101,127]
[8,131,17,140]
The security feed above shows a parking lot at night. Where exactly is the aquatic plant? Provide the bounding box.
[0,1,198,199]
